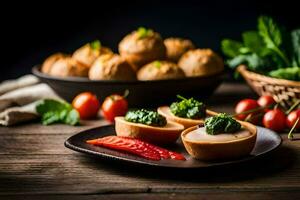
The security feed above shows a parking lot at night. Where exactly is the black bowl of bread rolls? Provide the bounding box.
[33,27,224,106]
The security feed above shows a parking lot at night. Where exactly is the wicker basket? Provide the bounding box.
[237,65,300,107]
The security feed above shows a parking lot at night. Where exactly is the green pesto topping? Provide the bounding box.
[170,95,206,119]
[204,113,241,135]
[125,109,167,127]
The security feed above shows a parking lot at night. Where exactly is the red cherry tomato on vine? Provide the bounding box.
[286,109,300,129]
[102,94,128,122]
[263,109,286,132]
[72,92,100,119]
[257,95,276,111]
[235,99,260,120]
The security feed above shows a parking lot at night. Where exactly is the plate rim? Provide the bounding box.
[64,125,282,169]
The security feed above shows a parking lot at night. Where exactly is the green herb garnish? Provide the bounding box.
[204,113,241,135]
[269,67,300,81]
[153,61,161,69]
[125,109,167,127]
[90,40,101,50]
[137,27,154,39]
[221,15,300,81]
[36,99,80,126]
[170,95,206,119]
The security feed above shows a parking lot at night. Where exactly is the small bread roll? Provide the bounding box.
[49,57,89,77]
[178,49,224,77]
[164,37,195,62]
[41,53,67,74]
[118,27,166,71]
[137,61,185,81]
[89,54,136,81]
[72,41,112,67]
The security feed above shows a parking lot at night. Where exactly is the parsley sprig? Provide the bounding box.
[221,16,300,81]
[137,27,154,39]
[170,95,206,119]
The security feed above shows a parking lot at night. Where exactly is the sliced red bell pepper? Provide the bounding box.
[87,136,185,161]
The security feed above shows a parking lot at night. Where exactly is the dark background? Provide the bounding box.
[1,0,299,81]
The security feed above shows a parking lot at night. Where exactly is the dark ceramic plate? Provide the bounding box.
[65,125,282,168]
[32,66,223,107]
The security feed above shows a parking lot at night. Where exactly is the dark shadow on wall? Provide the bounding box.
[1,0,299,80]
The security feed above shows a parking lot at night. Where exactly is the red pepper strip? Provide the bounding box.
[168,151,186,161]
[87,136,186,161]
[87,136,161,160]
[141,142,173,159]
[143,142,186,161]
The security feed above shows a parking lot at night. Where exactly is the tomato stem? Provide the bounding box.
[244,112,264,122]
[176,95,187,101]
[288,117,299,140]
[286,100,300,115]
[231,104,274,117]
[123,89,130,99]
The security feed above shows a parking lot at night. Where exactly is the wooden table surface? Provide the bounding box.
[1,83,300,200]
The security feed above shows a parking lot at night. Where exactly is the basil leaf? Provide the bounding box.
[258,16,290,67]
[242,31,270,56]
[291,29,300,67]
[227,53,272,72]
[269,67,300,81]
[65,109,80,126]
[221,39,243,58]
[258,16,282,47]
[36,99,80,126]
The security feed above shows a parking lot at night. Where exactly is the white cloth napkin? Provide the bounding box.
[0,75,62,126]
[0,75,39,95]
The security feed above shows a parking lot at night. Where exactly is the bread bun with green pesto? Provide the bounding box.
[137,60,185,81]
[119,27,166,71]
[72,40,112,68]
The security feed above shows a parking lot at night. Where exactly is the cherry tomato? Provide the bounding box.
[257,95,276,111]
[235,99,260,120]
[263,109,286,132]
[72,92,100,119]
[286,109,300,129]
[102,94,128,122]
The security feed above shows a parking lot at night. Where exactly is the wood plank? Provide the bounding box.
[2,192,300,200]
[0,120,110,135]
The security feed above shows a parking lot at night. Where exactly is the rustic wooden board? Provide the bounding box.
[0,83,299,199]
[3,192,300,200]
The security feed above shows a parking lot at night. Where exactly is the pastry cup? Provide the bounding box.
[157,106,218,129]
[115,116,184,144]
[181,121,257,160]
